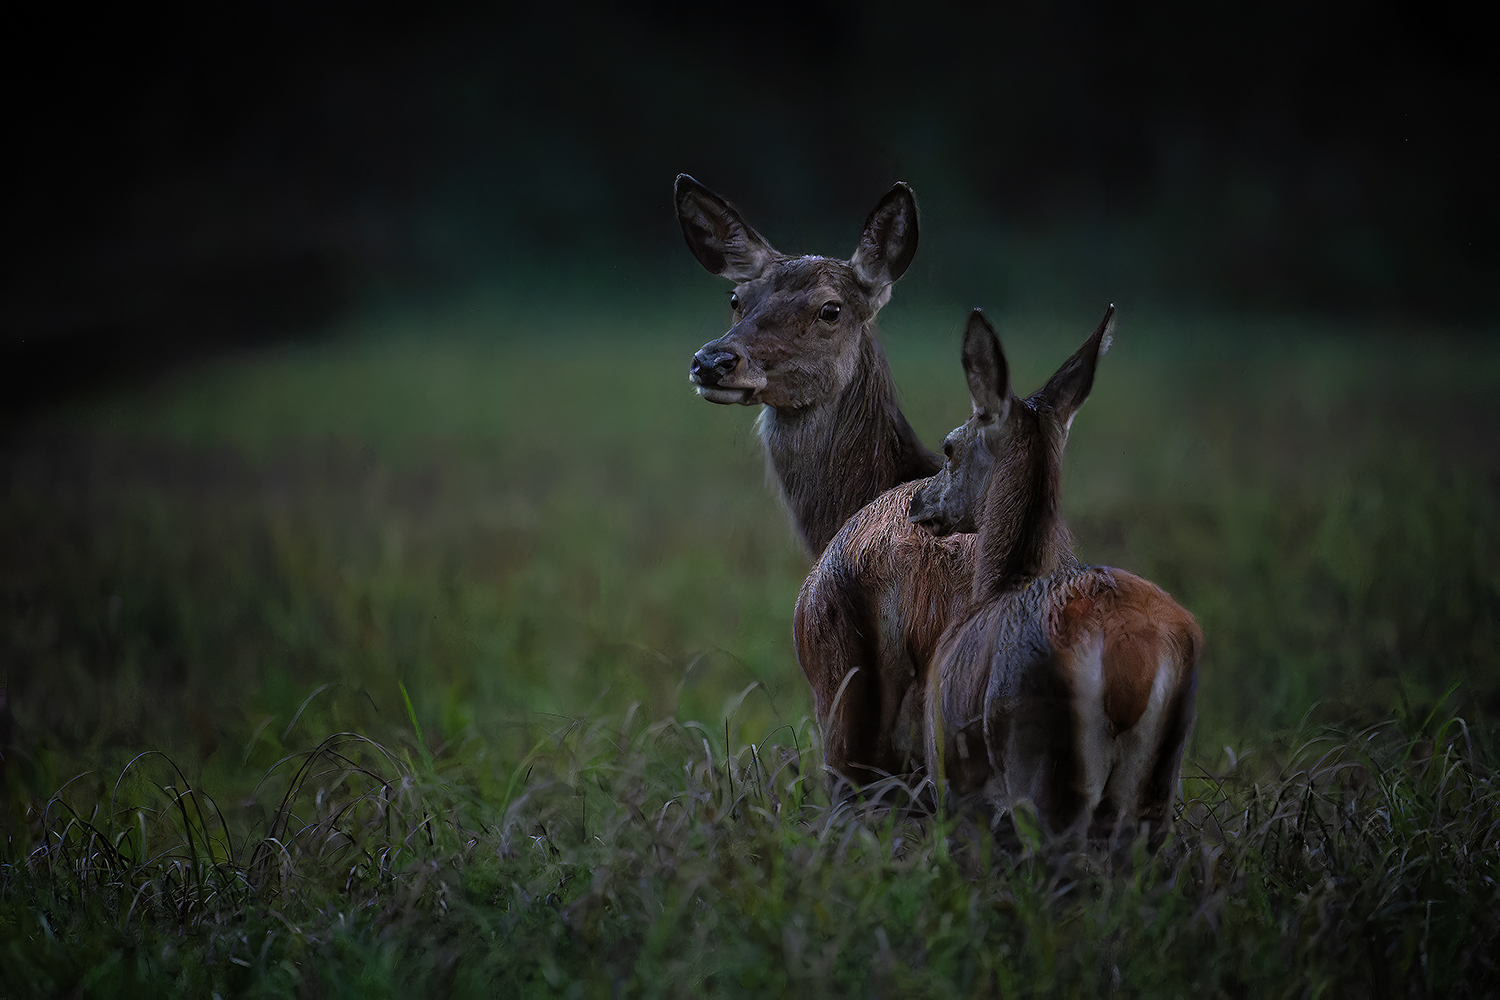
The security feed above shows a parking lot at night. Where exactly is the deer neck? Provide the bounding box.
[972,415,1076,602]
[758,331,939,556]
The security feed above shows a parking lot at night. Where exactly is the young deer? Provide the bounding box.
[909,309,1201,844]
[677,175,974,784]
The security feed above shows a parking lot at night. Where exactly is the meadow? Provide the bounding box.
[2,288,1497,996]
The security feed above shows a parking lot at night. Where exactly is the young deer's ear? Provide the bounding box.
[850,182,919,290]
[961,309,1011,421]
[675,174,778,281]
[1037,304,1115,431]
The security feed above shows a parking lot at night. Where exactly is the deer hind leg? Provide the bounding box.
[1137,661,1198,851]
[1094,651,1178,846]
[1060,633,1115,842]
[876,585,925,781]
[795,563,890,791]
[990,649,1092,839]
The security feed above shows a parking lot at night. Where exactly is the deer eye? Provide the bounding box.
[819,302,841,323]
[730,293,740,311]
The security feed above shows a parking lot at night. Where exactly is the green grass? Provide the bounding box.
[4,707,1497,995]
[2,290,1498,995]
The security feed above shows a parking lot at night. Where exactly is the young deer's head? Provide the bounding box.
[678,174,918,410]
[909,307,1114,585]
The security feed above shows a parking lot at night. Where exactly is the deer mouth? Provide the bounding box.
[688,346,764,404]
[694,384,758,405]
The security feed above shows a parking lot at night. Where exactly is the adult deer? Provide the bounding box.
[908,308,1201,845]
[677,175,973,785]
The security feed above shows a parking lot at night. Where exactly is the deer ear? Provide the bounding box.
[675,174,778,281]
[1038,304,1115,430]
[850,182,919,289]
[961,309,1011,420]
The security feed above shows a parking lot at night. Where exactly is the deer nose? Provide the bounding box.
[690,349,738,386]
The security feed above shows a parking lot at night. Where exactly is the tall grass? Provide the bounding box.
[2,292,1497,993]
[4,707,1496,995]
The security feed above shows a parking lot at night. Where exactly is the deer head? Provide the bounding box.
[909,307,1114,585]
[678,174,918,410]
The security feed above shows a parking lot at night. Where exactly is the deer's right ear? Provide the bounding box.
[675,174,777,282]
[961,310,1011,421]
[850,182,919,289]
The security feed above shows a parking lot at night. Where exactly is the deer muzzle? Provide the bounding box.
[688,344,763,404]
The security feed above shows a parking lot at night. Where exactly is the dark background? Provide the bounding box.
[7,1,1495,411]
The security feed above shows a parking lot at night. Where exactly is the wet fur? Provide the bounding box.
[795,483,974,782]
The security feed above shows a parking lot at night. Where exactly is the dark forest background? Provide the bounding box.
[5,0,1496,410]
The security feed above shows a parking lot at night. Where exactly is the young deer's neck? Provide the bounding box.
[759,331,939,556]
[973,411,1075,602]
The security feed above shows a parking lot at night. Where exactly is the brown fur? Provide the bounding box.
[679,176,962,786]
[914,309,1202,844]
[1051,571,1203,734]
[795,483,974,782]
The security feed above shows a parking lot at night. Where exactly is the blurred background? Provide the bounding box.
[7,0,1494,404]
[2,2,1496,791]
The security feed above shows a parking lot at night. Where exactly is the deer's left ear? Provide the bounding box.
[1038,304,1114,430]
[961,309,1011,421]
[850,182,919,291]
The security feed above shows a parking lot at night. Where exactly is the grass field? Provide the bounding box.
[2,289,1498,995]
